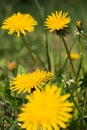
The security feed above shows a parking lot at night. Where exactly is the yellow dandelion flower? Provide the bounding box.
[11,69,53,94]
[70,53,80,60]
[1,12,37,37]
[44,10,71,32]
[18,85,73,130]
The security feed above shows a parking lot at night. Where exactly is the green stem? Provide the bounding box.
[2,111,5,130]
[61,36,76,76]
[75,35,84,81]
[79,35,83,57]
[75,57,82,81]
[32,50,47,70]
[45,32,51,71]
[14,93,17,119]
[58,38,62,70]
[34,0,51,71]
[66,84,82,116]
[21,35,37,68]
[63,38,76,70]
[34,0,44,22]
[82,89,87,128]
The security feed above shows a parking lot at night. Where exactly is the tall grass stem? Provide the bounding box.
[34,0,51,71]
[21,35,38,68]
[61,36,76,77]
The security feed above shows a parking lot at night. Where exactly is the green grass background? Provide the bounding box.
[0,0,87,71]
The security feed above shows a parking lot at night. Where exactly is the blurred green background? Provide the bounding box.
[0,0,87,71]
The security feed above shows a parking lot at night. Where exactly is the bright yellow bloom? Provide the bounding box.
[70,53,80,60]
[45,10,71,32]
[1,12,37,37]
[18,85,73,130]
[11,69,53,94]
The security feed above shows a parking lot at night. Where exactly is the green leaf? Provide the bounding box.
[17,65,26,74]
[7,120,20,130]
[79,72,87,88]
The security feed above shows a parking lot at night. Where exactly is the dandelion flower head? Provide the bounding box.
[45,10,71,32]
[1,12,37,37]
[18,85,73,130]
[70,53,80,60]
[65,53,80,61]
[11,69,53,94]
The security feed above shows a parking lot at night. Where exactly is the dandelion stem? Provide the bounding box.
[66,84,82,116]
[63,38,76,71]
[61,36,76,76]
[21,35,38,68]
[75,35,84,81]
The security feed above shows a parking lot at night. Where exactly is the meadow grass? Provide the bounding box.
[0,0,87,130]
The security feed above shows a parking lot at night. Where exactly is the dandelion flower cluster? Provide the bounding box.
[45,10,71,32]
[18,85,73,130]
[11,69,53,94]
[1,12,37,37]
